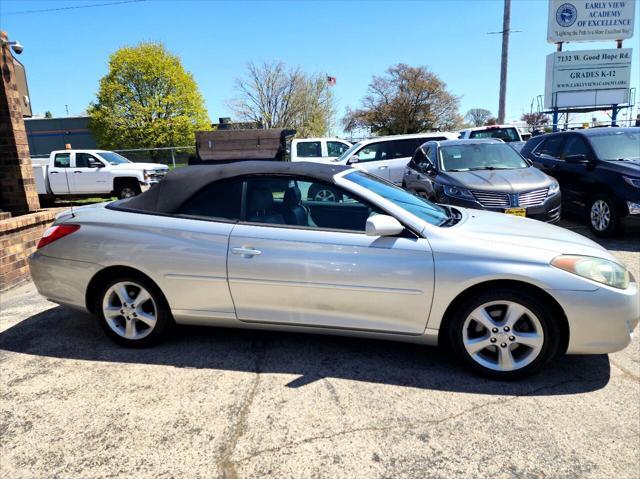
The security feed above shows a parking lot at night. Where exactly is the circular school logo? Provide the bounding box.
[556,3,577,27]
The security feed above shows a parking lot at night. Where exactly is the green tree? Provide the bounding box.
[88,42,210,150]
[229,61,335,137]
[343,64,462,135]
[44,110,53,118]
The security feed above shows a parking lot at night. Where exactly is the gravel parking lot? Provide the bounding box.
[1,218,638,479]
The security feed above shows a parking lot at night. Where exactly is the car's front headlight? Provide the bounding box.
[443,185,475,201]
[143,169,150,180]
[548,181,560,196]
[552,255,630,289]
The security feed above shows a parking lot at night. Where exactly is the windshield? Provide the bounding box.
[589,131,640,161]
[334,142,362,162]
[439,143,529,172]
[344,171,450,226]
[469,127,520,142]
[98,151,132,165]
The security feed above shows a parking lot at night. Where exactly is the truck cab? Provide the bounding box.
[32,150,168,199]
[290,138,352,162]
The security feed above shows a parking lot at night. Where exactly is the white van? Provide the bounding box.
[291,137,352,162]
[457,125,523,143]
[330,132,458,185]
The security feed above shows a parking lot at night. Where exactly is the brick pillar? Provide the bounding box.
[0,31,40,214]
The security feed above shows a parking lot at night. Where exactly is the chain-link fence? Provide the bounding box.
[113,146,196,169]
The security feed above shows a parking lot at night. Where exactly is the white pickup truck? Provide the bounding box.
[32,150,169,200]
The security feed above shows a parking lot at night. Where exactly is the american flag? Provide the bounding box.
[327,76,336,86]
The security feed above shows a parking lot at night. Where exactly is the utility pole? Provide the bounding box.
[498,0,511,124]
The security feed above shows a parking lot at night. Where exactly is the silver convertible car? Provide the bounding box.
[30,162,639,379]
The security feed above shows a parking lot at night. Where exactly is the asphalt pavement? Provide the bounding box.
[1,219,638,479]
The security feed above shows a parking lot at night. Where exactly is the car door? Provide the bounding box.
[71,152,111,194]
[558,134,596,211]
[529,135,566,180]
[385,139,423,185]
[48,152,74,194]
[352,141,392,180]
[226,175,435,334]
[405,144,437,197]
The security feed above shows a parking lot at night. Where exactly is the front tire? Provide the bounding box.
[447,288,561,380]
[307,184,343,203]
[115,180,141,199]
[95,275,172,347]
[587,194,620,237]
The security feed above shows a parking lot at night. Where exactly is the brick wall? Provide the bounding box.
[0,209,62,292]
[0,31,40,214]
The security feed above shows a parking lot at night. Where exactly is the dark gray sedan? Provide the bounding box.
[403,139,561,223]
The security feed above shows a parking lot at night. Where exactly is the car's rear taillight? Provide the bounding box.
[36,224,80,250]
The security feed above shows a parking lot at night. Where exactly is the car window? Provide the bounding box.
[588,130,640,160]
[410,145,434,170]
[536,136,565,159]
[469,128,519,142]
[296,141,322,158]
[98,151,131,165]
[387,139,420,159]
[327,141,350,157]
[177,178,243,220]
[344,171,449,226]
[439,143,528,171]
[245,176,381,232]
[563,136,591,158]
[75,153,100,168]
[356,142,385,162]
[53,153,71,168]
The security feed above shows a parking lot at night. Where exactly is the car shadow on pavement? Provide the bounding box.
[0,306,611,397]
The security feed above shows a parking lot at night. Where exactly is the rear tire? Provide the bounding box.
[95,274,172,347]
[587,194,620,237]
[446,288,561,380]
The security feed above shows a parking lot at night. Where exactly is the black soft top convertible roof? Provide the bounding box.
[114,161,352,214]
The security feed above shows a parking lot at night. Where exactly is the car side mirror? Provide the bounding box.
[89,161,103,168]
[420,161,435,174]
[565,154,589,164]
[347,155,360,165]
[365,215,404,237]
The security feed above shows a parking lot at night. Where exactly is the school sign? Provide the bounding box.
[544,48,632,108]
[547,1,636,43]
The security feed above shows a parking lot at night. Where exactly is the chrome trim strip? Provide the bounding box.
[164,273,227,281]
[229,277,424,295]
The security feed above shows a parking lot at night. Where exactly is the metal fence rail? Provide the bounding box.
[113,146,196,168]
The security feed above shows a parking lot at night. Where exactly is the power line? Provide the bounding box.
[2,0,149,16]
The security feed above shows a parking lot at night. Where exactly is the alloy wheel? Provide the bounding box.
[461,300,544,372]
[590,199,611,232]
[314,189,337,202]
[102,281,157,340]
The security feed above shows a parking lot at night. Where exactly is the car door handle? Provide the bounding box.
[231,247,262,256]
[50,171,59,174]
[74,171,83,174]
[378,166,389,169]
